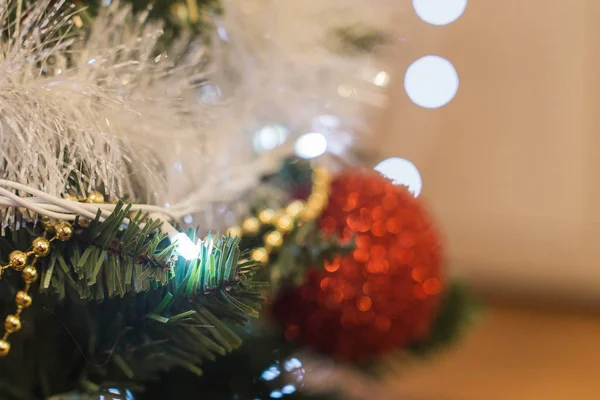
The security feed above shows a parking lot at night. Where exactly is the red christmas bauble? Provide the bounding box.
[272,169,443,361]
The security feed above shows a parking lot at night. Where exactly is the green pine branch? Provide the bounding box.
[408,281,480,356]
[268,219,354,288]
[0,202,267,398]
[332,25,389,56]
[38,203,172,301]
[75,0,221,52]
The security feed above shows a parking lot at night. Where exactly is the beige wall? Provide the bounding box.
[375,1,600,302]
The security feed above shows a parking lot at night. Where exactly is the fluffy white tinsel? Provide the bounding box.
[0,0,397,227]
[0,0,264,224]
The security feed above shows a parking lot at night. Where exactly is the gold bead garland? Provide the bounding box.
[226,226,242,239]
[264,230,283,250]
[31,237,51,257]
[84,191,105,204]
[258,209,276,225]
[275,215,294,234]
[228,166,332,265]
[0,191,123,357]
[0,220,73,357]
[8,251,27,271]
[241,217,261,236]
[55,222,74,241]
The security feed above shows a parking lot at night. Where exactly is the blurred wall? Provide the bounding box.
[374,1,600,303]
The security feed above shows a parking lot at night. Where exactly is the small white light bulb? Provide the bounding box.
[173,233,200,260]
[150,215,201,260]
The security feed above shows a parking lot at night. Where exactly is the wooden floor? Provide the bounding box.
[389,303,600,400]
[303,302,600,400]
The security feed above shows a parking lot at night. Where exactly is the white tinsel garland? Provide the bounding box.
[0,0,284,226]
[0,0,391,229]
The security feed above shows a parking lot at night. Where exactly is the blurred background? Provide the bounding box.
[368,1,600,398]
[377,0,600,305]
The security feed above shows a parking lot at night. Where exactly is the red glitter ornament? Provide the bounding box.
[272,169,443,361]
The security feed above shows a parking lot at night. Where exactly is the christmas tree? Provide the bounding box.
[0,1,476,399]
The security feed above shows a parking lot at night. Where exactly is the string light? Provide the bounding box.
[150,213,200,260]
[171,233,201,260]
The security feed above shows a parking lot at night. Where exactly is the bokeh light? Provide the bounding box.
[284,357,302,372]
[373,71,390,87]
[413,0,468,26]
[375,157,423,197]
[261,366,281,381]
[404,55,459,109]
[253,124,289,153]
[294,133,327,159]
[281,385,296,394]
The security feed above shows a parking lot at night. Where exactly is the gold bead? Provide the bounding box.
[226,226,242,238]
[77,217,90,228]
[8,251,28,270]
[15,291,32,308]
[32,237,51,257]
[308,192,327,211]
[63,194,78,202]
[285,200,305,219]
[4,315,21,333]
[22,266,38,284]
[251,247,269,264]
[55,222,73,241]
[40,216,55,232]
[275,215,294,234]
[312,181,330,197]
[86,191,104,204]
[258,209,276,225]
[0,340,10,357]
[242,217,261,236]
[313,166,330,177]
[264,230,283,251]
[301,207,320,222]
[312,167,331,184]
